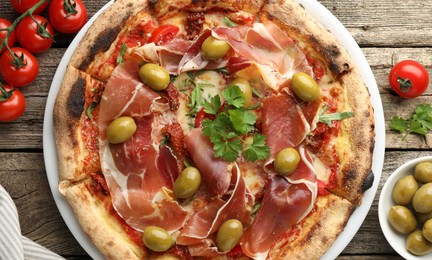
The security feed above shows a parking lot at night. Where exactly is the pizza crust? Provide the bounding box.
[60,179,145,260]
[68,0,150,73]
[269,194,355,259]
[53,66,86,181]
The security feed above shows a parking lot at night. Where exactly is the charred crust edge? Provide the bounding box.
[67,76,86,119]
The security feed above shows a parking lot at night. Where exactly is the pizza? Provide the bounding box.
[53,0,375,259]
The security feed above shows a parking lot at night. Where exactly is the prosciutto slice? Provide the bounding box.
[261,93,310,168]
[213,22,312,84]
[99,61,188,232]
[240,146,317,259]
[184,128,231,196]
[177,164,253,256]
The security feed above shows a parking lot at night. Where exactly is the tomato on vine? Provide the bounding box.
[49,0,87,34]
[0,18,16,54]
[0,47,39,87]
[0,84,26,122]
[9,0,48,15]
[389,60,429,98]
[16,15,54,53]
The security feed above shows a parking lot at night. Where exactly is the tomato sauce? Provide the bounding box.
[306,54,325,81]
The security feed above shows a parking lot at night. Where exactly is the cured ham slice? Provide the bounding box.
[178,30,229,72]
[240,146,317,259]
[177,164,253,256]
[98,62,188,232]
[184,128,231,196]
[131,38,190,74]
[261,94,310,167]
[213,22,312,83]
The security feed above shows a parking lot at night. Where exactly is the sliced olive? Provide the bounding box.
[173,167,202,199]
[201,36,231,61]
[392,175,419,205]
[423,219,432,242]
[142,226,173,252]
[229,78,253,107]
[388,205,417,234]
[291,72,320,102]
[139,63,170,91]
[406,230,432,256]
[413,183,432,213]
[414,162,432,183]
[106,116,137,144]
[274,147,300,175]
[216,219,243,252]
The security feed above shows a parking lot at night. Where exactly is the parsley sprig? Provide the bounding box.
[201,85,270,162]
[390,104,432,139]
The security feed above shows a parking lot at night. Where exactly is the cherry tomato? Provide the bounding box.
[9,0,48,14]
[0,84,26,122]
[148,25,180,45]
[16,15,54,53]
[0,47,39,87]
[389,60,429,98]
[0,18,16,54]
[48,0,87,34]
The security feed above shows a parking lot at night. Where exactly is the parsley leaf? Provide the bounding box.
[318,106,354,127]
[229,109,256,134]
[203,95,221,115]
[243,134,270,162]
[389,116,407,133]
[116,43,127,65]
[214,138,242,162]
[222,85,245,108]
[389,104,432,139]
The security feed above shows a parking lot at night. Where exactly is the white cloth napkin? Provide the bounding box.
[0,185,65,260]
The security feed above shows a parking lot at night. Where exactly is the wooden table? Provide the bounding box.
[0,0,430,259]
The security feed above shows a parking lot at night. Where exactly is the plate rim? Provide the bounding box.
[43,1,385,259]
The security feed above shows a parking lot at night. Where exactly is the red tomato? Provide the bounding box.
[9,0,48,14]
[16,15,54,53]
[48,0,87,34]
[148,25,180,45]
[0,84,26,122]
[0,47,39,87]
[0,18,16,54]
[389,60,429,98]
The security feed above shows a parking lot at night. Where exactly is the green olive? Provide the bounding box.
[142,226,174,252]
[392,175,419,205]
[173,167,202,199]
[274,147,300,175]
[229,78,253,107]
[414,162,432,183]
[216,219,243,252]
[139,63,170,91]
[388,205,417,234]
[106,116,137,144]
[201,36,231,61]
[417,211,432,224]
[413,183,432,213]
[423,219,432,242]
[406,230,432,256]
[291,72,320,102]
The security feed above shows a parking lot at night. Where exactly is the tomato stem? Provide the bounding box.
[0,83,14,102]
[64,0,79,18]
[0,0,50,58]
[397,75,413,93]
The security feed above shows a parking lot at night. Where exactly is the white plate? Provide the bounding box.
[43,1,385,259]
[378,156,432,259]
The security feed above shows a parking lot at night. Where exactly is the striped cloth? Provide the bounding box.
[0,185,65,260]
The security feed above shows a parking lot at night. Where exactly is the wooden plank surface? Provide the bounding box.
[1,0,432,259]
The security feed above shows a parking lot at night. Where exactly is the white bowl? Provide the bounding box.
[379,156,432,259]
